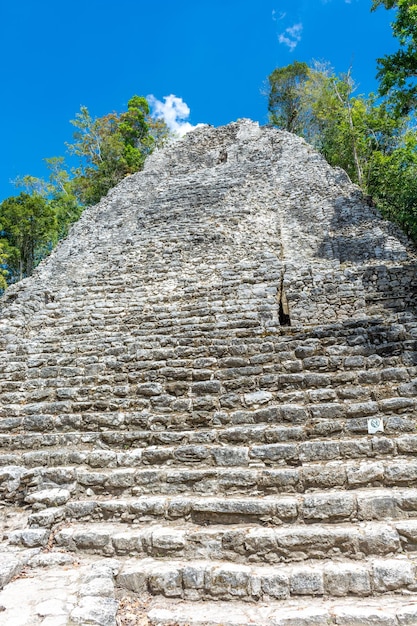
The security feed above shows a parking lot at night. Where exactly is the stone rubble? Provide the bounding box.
[0,119,416,624]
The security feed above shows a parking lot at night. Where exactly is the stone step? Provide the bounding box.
[27,487,417,528]
[0,312,360,336]
[115,554,417,601]
[0,553,118,626]
[6,312,412,345]
[5,344,414,376]
[3,391,412,421]
[18,518,417,563]
[9,338,412,369]
[10,359,417,387]
[0,549,35,590]
[1,424,417,457]
[2,431,417,470]
[2,328,414,358]
[145,596,417,626]
[1,389,416,434]
[3,337,415,389]
[0,423,403,451]
[8,341,413,370]
[3,317,415,354]
[5,314,414,344]
[9,356,413,393]
[11,457,417,502]
[3,408,415,441]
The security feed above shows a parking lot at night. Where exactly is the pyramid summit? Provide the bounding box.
[3,119,416,328]
[0,120,417,625]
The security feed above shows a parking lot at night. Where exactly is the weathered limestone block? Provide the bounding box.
[302,493,355,522]
[346,462,384,487]
[7,528,50,548]
[357,491,399,521]
[151,528,186,553]
[137,383,164,397]
[357,525,401,557]
[243,391,273,406]
[372,559,416,592]
[212,446,249,466]
[290,567,324,596]
[250,444,298,463]
[301,463,347,489]
[254,568,289,599]
[25,488,70,508]
[0,553,28,590]
[206,563,251,599]
[385,461,417,486]
[148,564,183,597]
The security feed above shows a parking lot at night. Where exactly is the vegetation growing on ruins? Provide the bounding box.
[66,96,169,206]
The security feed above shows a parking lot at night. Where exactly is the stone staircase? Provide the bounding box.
[1,120,417,624]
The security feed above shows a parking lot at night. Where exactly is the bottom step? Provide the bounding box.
[145,596,417,626]
[116,556,417,601]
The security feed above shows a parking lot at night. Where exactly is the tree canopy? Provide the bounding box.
[67,96,165,205]
[372,0,417,114]
[268,61,311,133]
[0,96,170,290]
[0,192,58,282]
[267,58,417,242]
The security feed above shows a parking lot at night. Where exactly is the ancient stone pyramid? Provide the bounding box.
[1,120,417,625]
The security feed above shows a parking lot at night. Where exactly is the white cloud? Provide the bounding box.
[278,22,303,51]
[272,9,286,21]
[147,94,204,137]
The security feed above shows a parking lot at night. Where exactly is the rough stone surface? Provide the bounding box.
[0,557,94,626]
[0,119,417,624]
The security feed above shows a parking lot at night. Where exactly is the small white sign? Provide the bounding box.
[368,417,384,435]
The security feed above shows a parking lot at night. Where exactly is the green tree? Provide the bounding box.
[372,0,417,114]
[68,96,168,205]
[15,157,82,240]
[0,241,10,291]
[367,130,417,239]
[314,77,402,187]
[0,193,58,280]
[267,62,402,186]
[267,61,310,133]
[1,95,170,290]
[304,67,367,183]
[267,60,417,241]
[119,95,153,166]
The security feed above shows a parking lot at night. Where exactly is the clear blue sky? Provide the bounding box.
[0,0,397,201]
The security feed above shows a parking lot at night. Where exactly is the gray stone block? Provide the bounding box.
[302,492,355,521]
[372,559,415,592]
[324,562,371,596]
[290,568,324,596]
